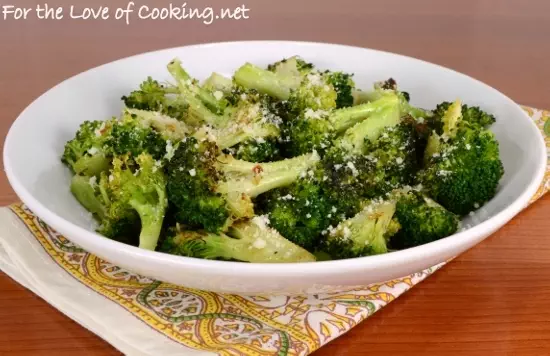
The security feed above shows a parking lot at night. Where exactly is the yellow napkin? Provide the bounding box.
[0,107,548,356]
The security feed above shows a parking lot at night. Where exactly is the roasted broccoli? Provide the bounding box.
[390,189,460,249]
[63,57,505,261]
[230,137,282,163]
[420,100,504,216]
[323,198,398,259]
[169,67,283,161]
[234,59,355,113]
[165,136,320,233]
[159,217,316,263]
[70,153,168,250]
[61,108,189,176]
[433,101,496,130]
[257,175,335,250]
[260,94,419,250]
[62,120,113,176]
[167,58,229,116]
[283,93,401,157]
[352,78,431,120]
[121,77,187,120]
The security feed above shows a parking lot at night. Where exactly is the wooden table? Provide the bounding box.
[1,0,549,354]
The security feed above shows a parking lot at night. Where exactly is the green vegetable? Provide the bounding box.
[62,57,505,261]
[160,218,316,263]
[420,99,504,216]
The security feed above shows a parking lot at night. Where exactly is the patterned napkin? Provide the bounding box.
[0,107,548,356]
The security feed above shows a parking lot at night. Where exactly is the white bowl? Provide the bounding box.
[4,41,547,295]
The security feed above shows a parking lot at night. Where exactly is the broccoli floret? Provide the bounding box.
[334,95,402,154]
[360,122,420,194]
[123,108,190,142]
[324,121,419,207]
[61,120,113,176]
[324,71,355,108]
[420,99,504,216]
[193,90,283,152]
[107,112,168,161]
[102,154,168,250]
[283,93,401,157]
[165,138,229,232]
[236,59,355,112]
[234,63,340,113]
[62,108,191,176]
[70,154,168,250]
[323,199,398,259]
[166,137,320,233]
[260,95,417,248]
[257,176,335,250]
[174,81,283,156]
[233,63,295,101]
[167,58,229,116]
[390,190,460,249]
[433,101,496,130]
[318,94,418,205]
[71,171,140,245]
[121,77,187,120]
[230,137,282,163]
[288,71,338,112]
[159,218,316,263]
[231,56,314,102]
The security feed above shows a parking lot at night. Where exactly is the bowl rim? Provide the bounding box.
[3,40,548,276]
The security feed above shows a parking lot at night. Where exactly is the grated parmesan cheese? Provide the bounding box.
[252,215,270,230]
[213,91,224,101]
[88,176,97,188]
[342,226,352,240]
[346,161,359,177]
[304,108,329,120]
[164,140,175,161]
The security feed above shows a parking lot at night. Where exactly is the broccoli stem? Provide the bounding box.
[337,102,401,153]
[227,220,316,262]
[201,122,279,150]
[329,94,400,134]
[70,175,106,220]
[203,72,233,94]
[352,89,382,105]
[167,58,225,115]
[123,108,190,140]
[216,151,321,197]
[129,194,165,251]
[169,80,227,127]
[353,88,431,120]
[225,191,255,219]
[73,153,111,177]
[217,150,319,174]
[163,220,316,263]
[233,63,295,100]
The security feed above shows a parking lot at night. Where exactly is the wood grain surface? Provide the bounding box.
[0,0,549,355]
